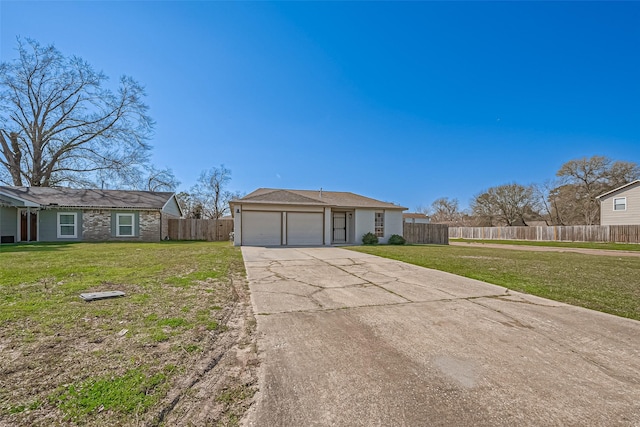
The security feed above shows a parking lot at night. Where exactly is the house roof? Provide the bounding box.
[403,213,429,219]
[595,180,640,200]
[0,186,176,210]
[232,188,406,210]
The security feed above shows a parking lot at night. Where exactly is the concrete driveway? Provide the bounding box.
[241,247,640,426]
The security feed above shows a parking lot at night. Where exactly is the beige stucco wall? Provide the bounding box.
[599,183,640,225]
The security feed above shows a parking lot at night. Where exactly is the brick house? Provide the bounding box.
[0,186,182,243]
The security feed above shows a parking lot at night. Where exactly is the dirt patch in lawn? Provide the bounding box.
[0,242,259,427]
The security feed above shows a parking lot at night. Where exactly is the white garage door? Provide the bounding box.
[287,212,324,246]
[242,212,282,246]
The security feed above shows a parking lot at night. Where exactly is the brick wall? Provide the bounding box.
[81,209,164,242]
[160,213,180,241]
[139,211,161,242]
[82,210,112,241]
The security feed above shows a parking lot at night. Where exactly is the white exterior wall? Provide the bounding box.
[233,203,327,246]
[354,209,404,244]
[324,207,332,245]
[599,183,640,225]
[382,210,404,243]
[234,202,405,246]
[233,205,242,246]
[354,209,374,244]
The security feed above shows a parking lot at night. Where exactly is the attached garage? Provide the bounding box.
[231,188,407,246]
[241,211,282,246]
[286,212,323,245]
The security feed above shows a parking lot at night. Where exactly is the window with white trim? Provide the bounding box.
[116,213,135,237]
[374,212,384,237]
[613,197,627,211]
[57,212,77,238]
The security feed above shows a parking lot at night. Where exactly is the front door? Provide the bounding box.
[20,211,38,242]
[333,212,346,243]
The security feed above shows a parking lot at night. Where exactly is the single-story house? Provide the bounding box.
[596,180,640,225]
[230,188,406,246]
[403,213,430,224]
[0,186,182,243]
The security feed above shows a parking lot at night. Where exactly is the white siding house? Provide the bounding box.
[596,180,640,225]
[230,189,406,246]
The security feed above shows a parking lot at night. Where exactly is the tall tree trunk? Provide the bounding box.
[0,132,24,186]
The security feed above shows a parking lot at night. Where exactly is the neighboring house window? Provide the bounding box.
[375,212,384,237]
[57,213,77,238]
[614,197,627,211]
[116,213,135,237]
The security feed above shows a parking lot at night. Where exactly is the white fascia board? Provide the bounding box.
[0,190,40,207]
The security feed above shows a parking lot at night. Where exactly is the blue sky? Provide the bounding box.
[1,1,639,210]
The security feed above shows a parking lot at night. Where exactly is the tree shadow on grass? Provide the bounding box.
[0,242,79,253]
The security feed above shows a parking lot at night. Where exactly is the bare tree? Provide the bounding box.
[471,192,497,226]
[189,165,242,219]
[471,183,539,226]
[145,167,179,192]
[429,197,463,224]
[555,155,640,225]
[0,38,154,187]
[176,191,204,219]
[532,180,557,225]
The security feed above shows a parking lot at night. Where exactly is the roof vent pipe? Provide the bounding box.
[319,188,322,198]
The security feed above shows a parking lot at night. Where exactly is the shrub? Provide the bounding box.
[388,234,406,245]
[362,232,379,245]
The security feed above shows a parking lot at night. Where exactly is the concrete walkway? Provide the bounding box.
[242,247,640,426]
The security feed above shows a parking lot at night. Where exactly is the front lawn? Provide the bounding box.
[349,244,640,321]
[452,238,640,251]
[0,241,256,426]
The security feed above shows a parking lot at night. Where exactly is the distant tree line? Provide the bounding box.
[422,155,640,226]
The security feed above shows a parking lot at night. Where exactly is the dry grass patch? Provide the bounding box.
[0,241,258,426]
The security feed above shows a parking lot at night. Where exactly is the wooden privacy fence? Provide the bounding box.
[167,218,234,241]
[403,223,449,245]
[449,225,640,244]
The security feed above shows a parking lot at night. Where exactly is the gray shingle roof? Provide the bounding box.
[0,186,175,210]
[233,188,406,210]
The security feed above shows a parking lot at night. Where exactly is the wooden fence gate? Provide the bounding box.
[167,218,234,241]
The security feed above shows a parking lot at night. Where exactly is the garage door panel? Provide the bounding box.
[287,212,323,246]
[242,212,282,246]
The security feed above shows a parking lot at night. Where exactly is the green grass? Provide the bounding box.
[452,238,640,251]
[0,241,245,426]
[349,244,640,321]
[50,368,167,421]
